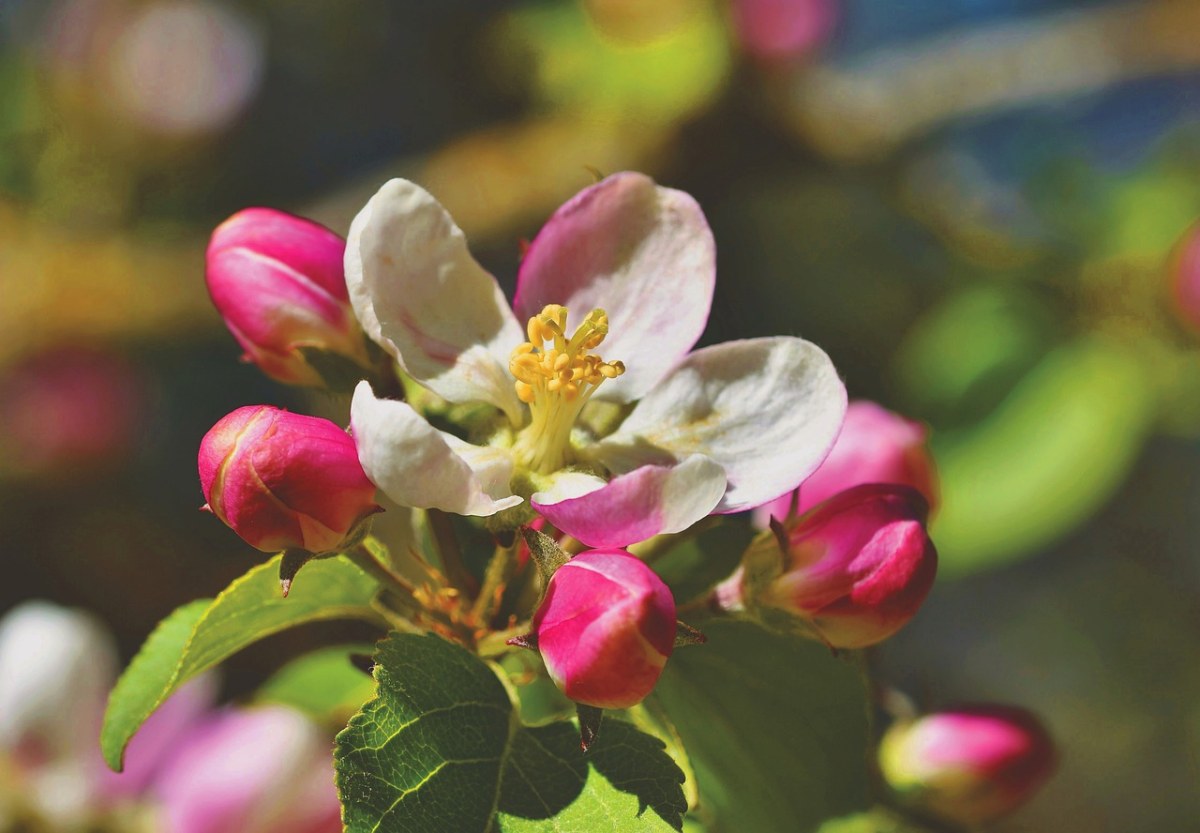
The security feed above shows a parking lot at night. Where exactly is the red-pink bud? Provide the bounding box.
[531,550,676,709]
[754,401,938,529]
[1170,220,1200,332]
[723,484,936,648]
[205,208,367,386]
[878,705,1057,825]
[198,406,379,553]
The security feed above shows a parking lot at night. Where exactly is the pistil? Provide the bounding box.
[509,305,624,473]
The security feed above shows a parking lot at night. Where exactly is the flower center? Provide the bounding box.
[509,304,625,473]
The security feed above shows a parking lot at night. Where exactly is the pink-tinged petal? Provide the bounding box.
[601,337,846,513]
[513,172,715,403]
[350,382,521,517]
[345,179,525,422]
[532,455,726,548]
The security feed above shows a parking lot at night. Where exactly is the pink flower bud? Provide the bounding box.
[531,550,676,709]
[753,401,937,529]
[878,705,1057,825]
[723,484,936,648]
[198,405,379,553]
[206,208,367,386]
[1170,220,1200,332]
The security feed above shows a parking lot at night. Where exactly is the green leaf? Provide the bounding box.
[651,522,753,606]
[653,620,870,833]
[336,633,687,833]
[932,335,1155,575]
[102,554,380,771]
[815,809,934,833]
[99,599,210,769]
[257,644,378,721]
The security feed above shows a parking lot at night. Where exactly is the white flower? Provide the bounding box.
[348,172,846,546]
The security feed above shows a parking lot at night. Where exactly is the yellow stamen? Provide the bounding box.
[509,305,625,472]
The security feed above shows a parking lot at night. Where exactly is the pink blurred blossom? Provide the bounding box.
[879,705,1057,825]
[753,400,937,529]
[729,0,838,63]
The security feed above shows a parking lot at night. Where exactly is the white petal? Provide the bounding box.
[532,455,726,548]
[512,172,715,403]
[598,337,846,513]
[0,602,115,760]
[346,179,525,422]
[350,382,522,517]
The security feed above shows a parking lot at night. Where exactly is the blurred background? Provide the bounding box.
[1,0,1198,829]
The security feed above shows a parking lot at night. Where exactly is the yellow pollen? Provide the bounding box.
[508,305,625,472]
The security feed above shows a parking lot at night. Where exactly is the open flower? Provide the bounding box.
[349,173,845,546]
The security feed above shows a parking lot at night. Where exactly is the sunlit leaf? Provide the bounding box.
[653,620,870,833]
[101,554,379,770]
[335,633,686,832]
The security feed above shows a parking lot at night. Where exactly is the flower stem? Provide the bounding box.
[347,541,419,600]
[427,509,477,596]
[470,539,519,628]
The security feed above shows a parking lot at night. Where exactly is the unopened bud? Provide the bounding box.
[878,705,1056,825]
[753,401,937,529]
[720,484,936,649]
[206,208,367,386]
[198,406,380,554]
[530,550,676,709]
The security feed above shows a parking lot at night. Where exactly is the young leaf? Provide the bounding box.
[336,633,686,832]
[653,620,871,833]
[101,553,380,771]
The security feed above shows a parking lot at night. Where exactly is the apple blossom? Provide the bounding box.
[0,600,341,833]
[0,602,114,824]
[878,705,1057,825]
[154,706,342,833]
[716,484,936,648]
[752,400,937,528]
[348,172,846,546]
[529,549,676,709]
[199,405,380,553]
[206,207,369,386]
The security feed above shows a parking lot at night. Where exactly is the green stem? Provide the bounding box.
[476,623,531,659]
[470,540,519,627]
[347,541,419,599]
[427,509,477,595]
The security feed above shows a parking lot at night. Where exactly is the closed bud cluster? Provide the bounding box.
[753,400,937,529]
[198,406,379,554]
[530,550,676,709]
[719,484,937,649]
[878,705,1057,826]
[206,208,368,386]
